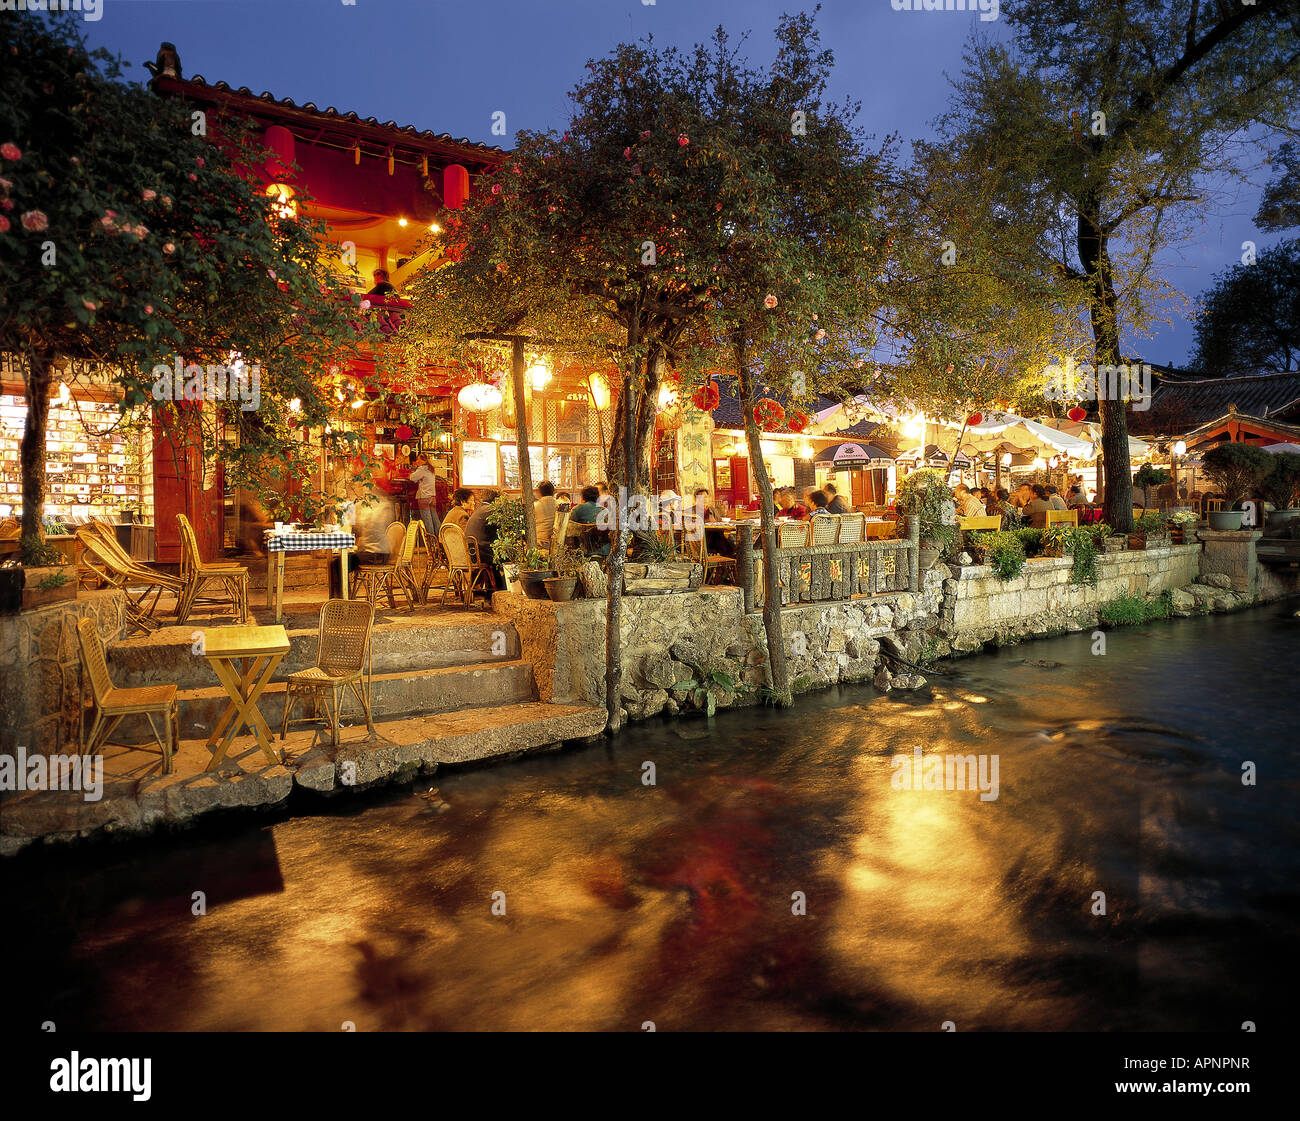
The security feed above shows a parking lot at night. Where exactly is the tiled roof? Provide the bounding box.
[1151,371,1300,423]
[152,74,506,164]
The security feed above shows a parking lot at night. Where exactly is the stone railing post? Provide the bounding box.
[905,515,920,592]
[737,524,755,614]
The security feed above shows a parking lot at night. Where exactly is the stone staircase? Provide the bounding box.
[106,612,605,753]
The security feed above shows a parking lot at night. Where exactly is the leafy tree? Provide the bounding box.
[1257,141,1300,231]
[931,0,1300,532]
[0,13,380,542]
[1191,238,1300,374]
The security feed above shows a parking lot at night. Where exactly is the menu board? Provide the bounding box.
[461,440,499,487]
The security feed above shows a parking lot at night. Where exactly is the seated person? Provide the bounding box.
[776,487,808,520]
[1022,485,1051,527]
[1044,485,1067,511]
[954,483,985,518]
[824,482,851,514]
[556,491,573,511]
[444,487,475,532]
[570,485,610,557]
[368,268,397,297]
[808,490,831,515]
[693,488,733,557]
[1067,485,1088,508]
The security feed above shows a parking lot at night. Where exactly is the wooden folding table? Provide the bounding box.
[201,624,291,771]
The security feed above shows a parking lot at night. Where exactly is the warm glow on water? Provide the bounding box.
[3,607,1297,1031]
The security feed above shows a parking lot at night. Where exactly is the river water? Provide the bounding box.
[4,606,1297,1032]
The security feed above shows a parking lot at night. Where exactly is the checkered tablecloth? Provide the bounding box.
[264,530,356,553]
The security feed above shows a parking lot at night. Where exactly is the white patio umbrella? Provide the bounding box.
[1044,418,1151,458]
[938,411,1095,459]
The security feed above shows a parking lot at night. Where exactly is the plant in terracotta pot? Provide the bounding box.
[1202,443,1273,529]
[1259,451,1300,525]
[1128,511,1167,549]
[544,545,582,602]
[896,468,958,570]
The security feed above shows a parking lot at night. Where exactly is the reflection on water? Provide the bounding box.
[4,607,1297,1031]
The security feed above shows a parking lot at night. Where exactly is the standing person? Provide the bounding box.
[824,482,850,514]
[408,453,440,541]
[367,268,397,297]
[533,481,557,549]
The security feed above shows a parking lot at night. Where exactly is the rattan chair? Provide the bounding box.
[837,513,866,544]
[777,520,811,548]
[352,521,418,611]
[439,522,493,607]
[414,519,448,604]
[77,527,181,634]
[76,617,177,774]
[280,599,374,746]
[680,512,735,584]
[175,514,248,624]
[811,513,840,545]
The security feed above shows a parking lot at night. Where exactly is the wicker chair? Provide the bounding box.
[777,520,811,548]
[811,514,840,545]
[77,527,181,634]
[680,512,735,584]
[352,521,418,611]
[175,514,248,624]
[837,513,866,544]
[76,617,178,774]
[280,599,374,747]
[439,522,493,607]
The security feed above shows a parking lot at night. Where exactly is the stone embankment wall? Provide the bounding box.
[0,589,127,754]
[942,544,1201,653]
[495,567,948,721]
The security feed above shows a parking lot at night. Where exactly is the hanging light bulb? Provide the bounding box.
[1001,452,1012,467]
[1173,440,1187,456]
[288,397,302,413]
[1033,457,1046,471]
[589,373,610,410]
[57,382,71,405]
[903,414,924,439]
[527,362,552,391]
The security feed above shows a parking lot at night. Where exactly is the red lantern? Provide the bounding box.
[966,413,983,427]
[691,380,720,412]
[395,424,413,441]
[1067,406,1087,422]
[753,398,786,431]
[787,411,810,434]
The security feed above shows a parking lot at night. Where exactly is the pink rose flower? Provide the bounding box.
[195,157,205,168]
[1,199,12,211]
[763,294,778,309]
[188,173,197,181]
[677,136,689,146]
[640,131,650,140]
[132,225,148,238]
[623,147,631,158]
[815,329,826,341]
[163,242,175,254]
[144,305,153,315]
[20,210,48,232]
[359,299,371,312]
[142,189,156,201]
[0,215,9,233]
[547,205,556,213]
[82,299,97,311]
[491,183,502,195]
[0,143,21,161]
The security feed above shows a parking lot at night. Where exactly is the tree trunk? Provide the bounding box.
[511,337,537,550]
[1077,200,1133,533]
[20,349,54,543]
[604,321,641,733]
[736,337,791,706]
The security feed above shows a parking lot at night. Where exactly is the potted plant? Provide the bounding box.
[486,497,555,597]
[516,546,555,600]
[1128,511,1167,550]
[543,545,582,602]
[896,468,958,570]
[981,531,1027,583]
[1201,443,1273,530]
[1167,508,1198,544]
[1259,451,1300,527]
[14,534,78,610]
[1132,464,1170,509]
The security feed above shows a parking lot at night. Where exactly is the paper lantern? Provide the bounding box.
[787,411,810,434]
[691,381,720,411]
[395,424,413,441]
[444,164,470,210]
[1067,406,1087,422]
[966,413,983,427]
[753,398,785,432]
[457,382,503,413]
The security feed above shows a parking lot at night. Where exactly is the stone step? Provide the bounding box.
[175,658,536,737]
[292,701,610,790]
[109,615,521,690]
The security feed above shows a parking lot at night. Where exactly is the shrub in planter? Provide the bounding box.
[972,531,1027,582]
[1202,443,1273,511]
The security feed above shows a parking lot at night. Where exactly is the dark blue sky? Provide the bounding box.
[81,0,1283,368]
